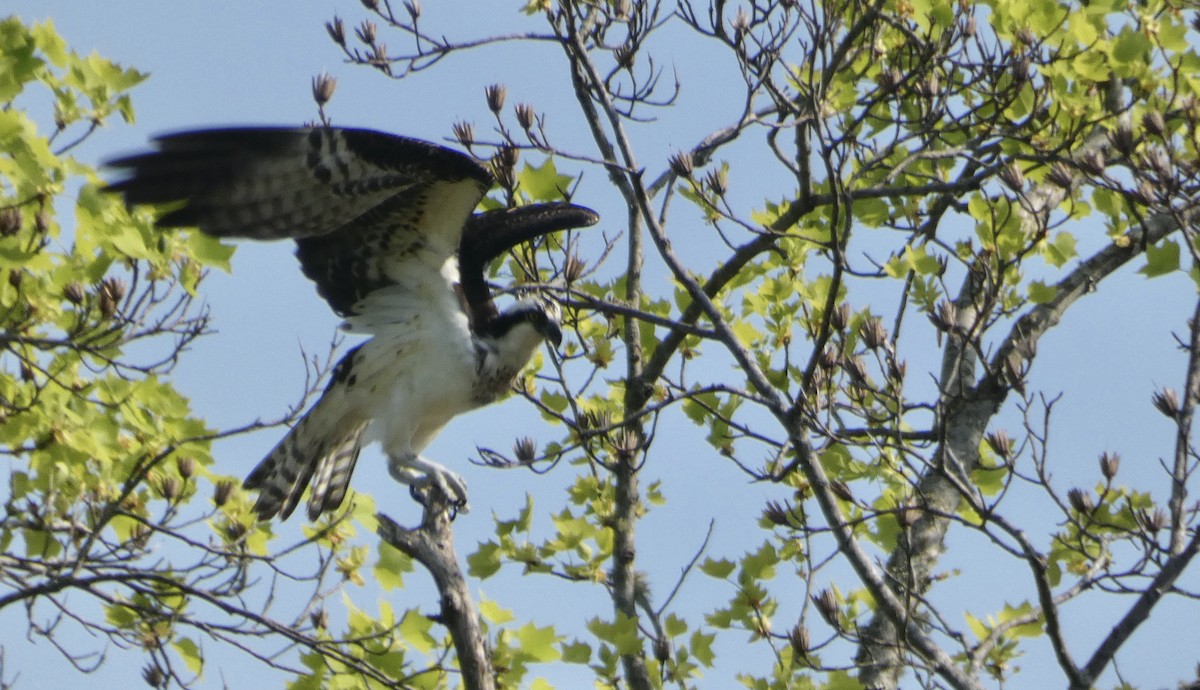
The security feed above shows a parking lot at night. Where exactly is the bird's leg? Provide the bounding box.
[387,452,470,512]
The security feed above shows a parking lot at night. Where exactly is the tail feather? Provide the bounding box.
[243,404,368,521]
[305,421,368,520]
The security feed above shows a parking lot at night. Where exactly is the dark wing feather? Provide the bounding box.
[458,203,600,331]
[106,127,493,315]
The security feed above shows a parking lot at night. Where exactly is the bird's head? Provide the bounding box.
[479,297,562,361]
[502,298,562,348]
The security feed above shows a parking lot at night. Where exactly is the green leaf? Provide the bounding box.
[998,602,1043,638]
[964,612,988,640]
[516,622,562,662]
[1110,29,1150,69]
[1042,231,1077,268]
[468,541,503,578]
[518,158,573,202]
[700,557,736,579]
[105,602,137,629]
[541,391,569,414]
[374,541,412,591]
[740,543,778,581]
[1027,281,1056,304]
[398,610,436,654]
[561,640,591,664]
[29,20,68,67]
[689,630,716,667]
[1072,51,1110,81]
[1140,239,1179,278]
[825,670,863,690]
[187,231,235,271]
[172,637,204,675]
[852,197,889,226]
[586,614,641,655]
[664,614,688,637]
[479,596,515,625]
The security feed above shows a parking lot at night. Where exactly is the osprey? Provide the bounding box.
[107,127,598,521]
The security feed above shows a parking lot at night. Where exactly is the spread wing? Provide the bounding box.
[105,127,493,316]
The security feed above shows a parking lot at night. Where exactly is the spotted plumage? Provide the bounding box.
[107,126,597,520]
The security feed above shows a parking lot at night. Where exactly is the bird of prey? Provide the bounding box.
[106,126,597,521]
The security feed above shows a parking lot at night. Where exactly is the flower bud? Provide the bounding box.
[1067,487,1094,514]
[818,345,839,371]
[142,665,165,688]
[485,83,507,114]
[28,208,44,234]
[788,623,811,660]
[843,355,869,383]
[653,635,671,663]
[860,317,888,351]
[762,500,793,527]
[829,479,854,504]
[355,20,376,45]
[213,479,236,507]
[985,430,1013,458]
[1046,161,1074,189]
[99,290,117,319]
[1078,150,1106,176]
[1099,451,1119,480]
[311,608,329,630]
[563,253,585,283]
[491,146,518,190]
[918,72,940,99]
[159,475,181,502]
[515,103,536,131]
[962,16,976,38]
[311,72,337,106]
[812,589,840,630]
[1000,162,1025,192]
[614,44,635,70]
[1131,179,1156,206]
[931,300,957,333]
[0,208,20,237]
[668,150,694,178]
[64,282,86,305]
[830,302,851,331]
[177,456,196,480]
[1110,123,1135,157]
[1138,507,1167,533]
[1142,110,1167,138]
[614,427,641,456]
[452,121,475,148]
[1152,387,1180,419]
[325,17,345,45]
[101,276,127,303]
[225,521,248,542]
[705,168,728,197]
[513,436,537,464]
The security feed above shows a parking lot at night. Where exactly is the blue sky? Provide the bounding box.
[6,2,1200,689]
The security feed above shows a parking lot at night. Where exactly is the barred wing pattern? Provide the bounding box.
[107,127,493,316]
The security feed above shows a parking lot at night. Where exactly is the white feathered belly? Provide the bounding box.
[351,317,479,456]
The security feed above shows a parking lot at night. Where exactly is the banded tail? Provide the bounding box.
[243,348,368,521]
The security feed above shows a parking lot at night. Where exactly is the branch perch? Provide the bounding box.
[376,489,494,690]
